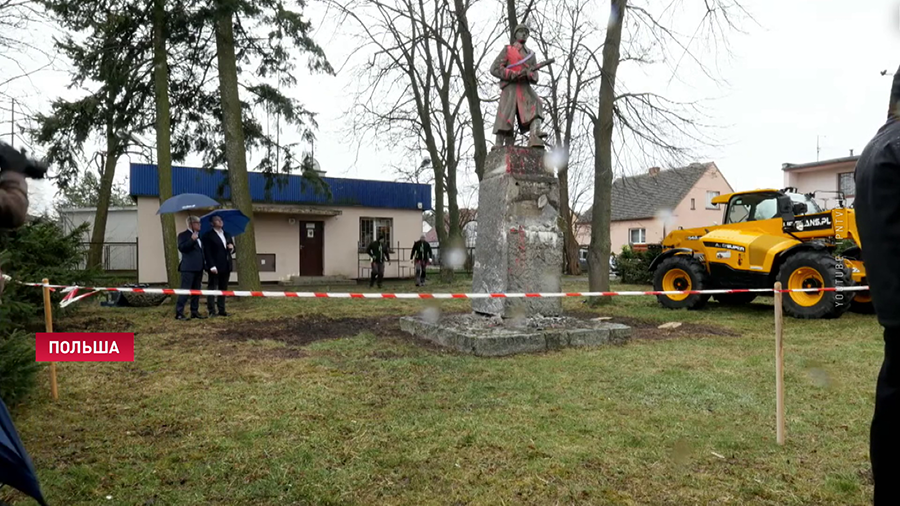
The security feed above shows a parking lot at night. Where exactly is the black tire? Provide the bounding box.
[652,255,710,310]
[776,250,854,319]
[714,292,758,305]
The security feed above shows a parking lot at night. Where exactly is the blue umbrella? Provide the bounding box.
[0,398,48,506]
[156,193,220,214]
[199,209,250,236]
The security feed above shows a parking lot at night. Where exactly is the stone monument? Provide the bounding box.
[470,146,562,318]
[400,23,631,356]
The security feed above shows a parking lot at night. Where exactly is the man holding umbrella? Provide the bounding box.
[175,216,206,320]
[203,215,235,316]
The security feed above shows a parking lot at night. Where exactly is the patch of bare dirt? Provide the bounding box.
[207,340,310,361]
[208,310,738,355]
[215,315,403,346]
[565,311,740,341]
[212,313,465,356]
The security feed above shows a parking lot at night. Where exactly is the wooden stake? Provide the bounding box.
[42,278,58,400]
[774,281,784,445]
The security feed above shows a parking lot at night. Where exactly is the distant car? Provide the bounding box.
[577,251,618,277]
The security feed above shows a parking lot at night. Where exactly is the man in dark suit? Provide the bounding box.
[175,216,206,320]
[855,64,900,504]
[202,215,235,316]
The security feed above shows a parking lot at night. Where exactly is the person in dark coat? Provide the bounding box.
[175,216,206,320]
[366,235,390,288]
[854,63,900,505]
[202,215,235,316]
[0,170,28,301]
[410,234,433,286]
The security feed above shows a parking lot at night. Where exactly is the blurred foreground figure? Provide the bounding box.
[854,64,900,504]
[0,141,41,301]
[0,141,48,504]
[0,171,27,299]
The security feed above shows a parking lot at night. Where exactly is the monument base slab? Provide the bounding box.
[399,313,632,357]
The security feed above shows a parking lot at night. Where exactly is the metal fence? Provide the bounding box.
[356,245,476,279]
[78,241,138,272]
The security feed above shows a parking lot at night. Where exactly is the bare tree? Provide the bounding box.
[585,0,753,301]
[0,0,52,78]
[332,0,502,279]
[532,0,600,275]
[504,0,537,42]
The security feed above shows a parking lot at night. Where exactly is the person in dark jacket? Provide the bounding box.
[854,63,900,505]
[410,234,433,286]
[202,215,235,317]
[0,170,28,301]
[366,235,390,288]
[175,216,206,320]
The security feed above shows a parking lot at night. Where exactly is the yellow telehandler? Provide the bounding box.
[648,188,869,319]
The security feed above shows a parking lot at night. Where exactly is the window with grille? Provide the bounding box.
[359,217,393,249]
[838,172,855,197]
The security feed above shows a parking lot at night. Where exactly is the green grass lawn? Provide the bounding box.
[1,277,883,505]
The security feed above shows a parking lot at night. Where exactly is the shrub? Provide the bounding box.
[0,330,41,405]
[0,217,99,403]
[615,244,662,285]
[834,239,856,257]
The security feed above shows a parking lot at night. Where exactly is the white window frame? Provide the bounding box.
[359,217,394,250]
[628,228,646,245]
[706,191,720,209]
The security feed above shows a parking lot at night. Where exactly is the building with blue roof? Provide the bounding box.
[130,163,432,284]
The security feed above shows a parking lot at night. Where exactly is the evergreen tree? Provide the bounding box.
[32,0,153,269]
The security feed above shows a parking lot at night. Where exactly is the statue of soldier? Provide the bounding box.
[490,23,548,149]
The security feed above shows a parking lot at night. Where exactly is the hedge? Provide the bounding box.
[615,244,662,285]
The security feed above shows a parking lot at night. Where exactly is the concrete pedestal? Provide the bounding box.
[471,147,563,318]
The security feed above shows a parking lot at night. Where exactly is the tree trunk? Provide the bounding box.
[588,0,625,304]
[215,10,260,290]
[429,160,451,283]
[453,0,488,181]
[506,0,516,40]
[153,0,180,287]
[86,104,118,270]
[558,161,581,275]
[87,130,119,269]
[445,163,462,280]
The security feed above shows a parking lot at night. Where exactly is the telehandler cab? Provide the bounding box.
[648,188,869,319]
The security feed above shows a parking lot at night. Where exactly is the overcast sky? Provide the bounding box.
[2,0,898,216]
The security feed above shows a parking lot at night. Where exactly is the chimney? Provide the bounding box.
[850,149,854,156]
[648,166,661,176]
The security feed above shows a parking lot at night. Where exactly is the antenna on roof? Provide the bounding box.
[817,135,824,161]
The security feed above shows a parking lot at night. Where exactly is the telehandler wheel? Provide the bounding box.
[776,250,854,319]
[652,255,710,310]
[713,292,758,305]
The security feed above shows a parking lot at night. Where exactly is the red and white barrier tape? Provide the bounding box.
[10,281,871,309]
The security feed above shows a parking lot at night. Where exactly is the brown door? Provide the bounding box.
[299,221,324,276]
